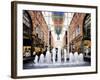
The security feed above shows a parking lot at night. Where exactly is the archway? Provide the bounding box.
[82,13,91,62]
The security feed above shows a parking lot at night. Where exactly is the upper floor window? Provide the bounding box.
[23,11,31,28]
[76,26,80,36]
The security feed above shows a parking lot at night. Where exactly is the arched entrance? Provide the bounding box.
[83,14,91,40]
[82,13,91,62]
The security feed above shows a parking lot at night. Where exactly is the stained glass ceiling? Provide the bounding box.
[42,11,74,47]
[42,11,74,31]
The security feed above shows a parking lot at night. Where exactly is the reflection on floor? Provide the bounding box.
[23,61,90,69]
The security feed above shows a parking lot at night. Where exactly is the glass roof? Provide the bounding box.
[42,11,74,48]
[42,11,74,30]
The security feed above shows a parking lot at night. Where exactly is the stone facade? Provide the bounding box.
[68,13,86,52]
[26,11,54,53]
[29,11,48,45]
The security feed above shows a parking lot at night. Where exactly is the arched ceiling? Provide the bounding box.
[42,11,74,47]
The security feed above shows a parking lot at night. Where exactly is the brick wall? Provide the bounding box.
[69,13,86,51]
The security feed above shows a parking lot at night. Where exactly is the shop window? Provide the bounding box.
[23,10,32,55]
[83,14,91,40]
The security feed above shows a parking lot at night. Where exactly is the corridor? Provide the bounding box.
[23,10,91,69]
